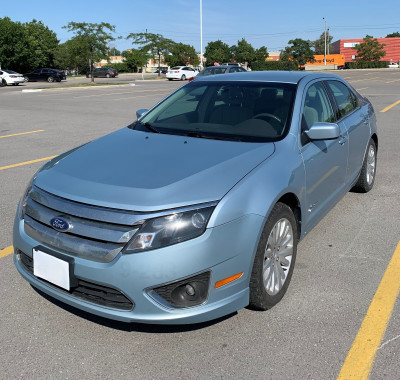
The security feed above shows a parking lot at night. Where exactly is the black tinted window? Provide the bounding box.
[326,80,358,118]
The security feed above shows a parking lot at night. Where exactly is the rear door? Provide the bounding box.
[300,80,349,231]
[325,80,370,183]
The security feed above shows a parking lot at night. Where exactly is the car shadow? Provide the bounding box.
[32,286,236,332]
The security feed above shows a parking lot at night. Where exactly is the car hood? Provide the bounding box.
[34,128,275,211]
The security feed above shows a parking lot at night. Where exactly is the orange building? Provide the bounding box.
[331,38,400,62]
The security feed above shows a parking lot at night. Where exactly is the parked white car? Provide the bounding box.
[166,66,197,81]
[0,69,25,85]
[388,62,399,68]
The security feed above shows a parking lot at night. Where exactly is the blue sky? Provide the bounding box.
[2,0,400,53]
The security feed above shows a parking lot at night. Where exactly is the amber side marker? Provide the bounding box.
[215,272,243,288]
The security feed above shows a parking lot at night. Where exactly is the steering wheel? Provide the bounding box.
[253,113,282,124]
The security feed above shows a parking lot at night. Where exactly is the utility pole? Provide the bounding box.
[200,0,203,69]
[323,17,327,65]
[327,28,330,55]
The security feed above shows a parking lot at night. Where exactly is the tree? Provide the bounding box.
[230,38,255,65]
[386,32,400,38]
[204,40,231,65]
[252,46,269,68]
[164,43,199,67]
[281,38,314,67]
[54,37,90,74]
[0,17,58,72]
[63,22,117,82]
[23,20,59,70]
[355,35,386,62]
[126,32,174,76]
[313,31,333,55]
[122,49,147,72]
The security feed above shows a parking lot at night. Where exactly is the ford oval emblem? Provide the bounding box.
[50,217,72,232]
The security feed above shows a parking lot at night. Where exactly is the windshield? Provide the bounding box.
[4,70,17,74]
[136,81,296,142]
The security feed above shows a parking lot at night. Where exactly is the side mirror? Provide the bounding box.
[305,122,340,140]
[136,109,148,119]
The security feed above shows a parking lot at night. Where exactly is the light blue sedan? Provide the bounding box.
[13,71,378,324]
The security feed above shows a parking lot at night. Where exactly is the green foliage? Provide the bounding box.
[204,40,231,65]
[164,43,199,67]
[54,37,89,74]
[63,22,117,81]
[354,36,386,62]
[345,60,389,69]
[280,39,314,67]
[251,60,299,71]
[386,32,400,37]
[230,38,255,64]
[0,17,58,72]
[313,31,333,55]
[122,49,147,72]
[109,62,130,73]
[126,32,174,75]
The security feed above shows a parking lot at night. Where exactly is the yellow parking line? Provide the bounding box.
[337,241,400,380]
[380,100,400,113]
[72,88,170,99]
[350,77,380,83]
[0,246,13,258]
[113,92,172,101]
[0,156,56,171]
[386,79,400,84]
[0,130,44,139]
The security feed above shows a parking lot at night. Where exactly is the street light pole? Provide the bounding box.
[323,17,327,65]
[200,0,203,69]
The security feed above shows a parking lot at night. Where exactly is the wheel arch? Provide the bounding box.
[371,133,378,153]
[276,193,302,240]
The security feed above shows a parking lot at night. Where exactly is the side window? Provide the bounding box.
[301,82,335,145]
[326,80,358,119]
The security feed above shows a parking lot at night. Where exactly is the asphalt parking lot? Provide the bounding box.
[1,69,400,379]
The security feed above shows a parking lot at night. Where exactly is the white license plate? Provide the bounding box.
[33,248,71,290]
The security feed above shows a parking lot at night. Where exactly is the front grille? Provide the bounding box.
[24,185,142,263]
[18,250,134,311]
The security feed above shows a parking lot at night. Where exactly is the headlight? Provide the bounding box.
[18,178,34,219]
[123,206,215,253]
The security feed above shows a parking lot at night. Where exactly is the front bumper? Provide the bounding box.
[13,211,264,324]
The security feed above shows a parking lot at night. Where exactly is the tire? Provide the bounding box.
[47,76,54,83]
[86,74,90,78]
[168,78,172,81]
[352,139,377,193]
[24,76,29,82]
[106,73,110,78]
[0,79,5,87]
[181,74,186,81]
[249,202,297,310]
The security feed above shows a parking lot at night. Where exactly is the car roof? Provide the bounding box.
[194,70,343,84]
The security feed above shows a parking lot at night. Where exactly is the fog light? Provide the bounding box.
[185,284,195,296]
[149,271,211,308]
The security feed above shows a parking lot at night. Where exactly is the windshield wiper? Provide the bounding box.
[136,121,160,134]
[184,131,242,142]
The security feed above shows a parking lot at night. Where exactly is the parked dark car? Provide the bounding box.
[86,67,118,78]
[24,68,66,83]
